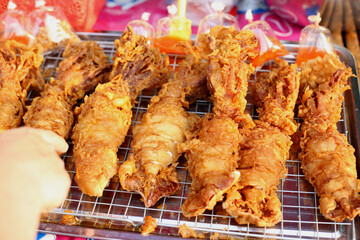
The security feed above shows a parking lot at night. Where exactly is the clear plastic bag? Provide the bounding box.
[154,4,191,54]
[296,13,335,64]
[27,0,80,52]
[196,2,239,44]
[126,12,155,46]
[243,9,289,68]
[0,1,31,44]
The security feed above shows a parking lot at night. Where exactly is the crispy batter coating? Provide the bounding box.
[299,69,352,131]
[60,41,112,100]
[118,46,206,207]
[255,58,300,135]
[141,216,157,236]
[24,83,75,138]
[224,122,290,226]
[72,76,132,196]
[299,64,360,222]
[0,88,24,131]
[298,54,350,97]
[178,224,197,238]
[119,97,198,206]
[110,26,170,100]
[179,114,240,217]
[0,40,44,131]
[205,26,258,128]
[74,29,170,197]
[224,59,299,227]
[300,128,360,222]
[299,129,360,222]
[178,26,257,217]
[24,41,110,139]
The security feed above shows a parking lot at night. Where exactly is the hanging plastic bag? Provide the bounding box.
[243,9,289,68]
[126,12,155,46]
[154,4,192,54]
[196,1,239,44]
[27,0,80,52]
[0,1,31,44]
[296,13,335,64]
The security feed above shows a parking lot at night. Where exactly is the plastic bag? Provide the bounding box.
[196,1,239,44]
[173,0,236,26]
[0,1,31,44]
[296,13,334,64]
[243,9,289,68]
[154,4,191,54]
[126,12,155,46]
[27,0,80,52]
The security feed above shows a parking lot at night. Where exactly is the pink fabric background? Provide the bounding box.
[92,0,323,41]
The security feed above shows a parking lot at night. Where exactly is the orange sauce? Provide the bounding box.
[154,36,191,55]
[1,34,30,45]
[296,46,330,64]
[251,37,289,68]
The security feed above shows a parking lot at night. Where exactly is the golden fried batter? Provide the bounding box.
[206,26,258,128]
[300,127,360,222]
[72,76,132,197]
[255,58,300,135]
[73,28,170,197]
[178,26,258,217]
[224,122,290,226]
[299,65,360,222]
[110,26,170,100]
[0,88,25,131]
[0,40,44,131]
[60,41,111,100]
[299,69,352,131]
[178,224,197,238]
[118,45,206,207]
[24,41,111,139]
[298,54,350,97]
[224,59,299,227]
[24,82,75,138]
[179,114,240,217]
[141,216,157,236]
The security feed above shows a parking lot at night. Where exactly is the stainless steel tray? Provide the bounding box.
[36,33,360,239]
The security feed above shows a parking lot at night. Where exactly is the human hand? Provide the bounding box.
[0,127,71,240]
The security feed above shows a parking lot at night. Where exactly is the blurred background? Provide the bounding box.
[1,0,359,75]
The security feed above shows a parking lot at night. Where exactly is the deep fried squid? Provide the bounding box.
[73,28,171,197]
[300,127,360,222]
[118,45,207,207]
[224,59,300,227]
[179,26,258,217]
[0,40,44,131]
[298,54,349,96]
[179,114,241,217]
[224,122,290,226]
[72,76,132,196]
[298,57,352,131]
[24,41,111,139]
[299,66,360,222]
[254,59,299,135]
[24,83,76,139]
[206,26,258,128]
[110,26,170,100]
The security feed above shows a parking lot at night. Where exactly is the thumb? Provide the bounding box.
[27,128,69,154]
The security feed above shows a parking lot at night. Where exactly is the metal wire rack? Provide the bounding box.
[35,32,360,239]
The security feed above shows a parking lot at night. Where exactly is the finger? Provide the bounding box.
[41,169,71,212]
[26,128,69,154]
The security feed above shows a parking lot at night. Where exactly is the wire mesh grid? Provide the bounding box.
[34,33,358,240]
